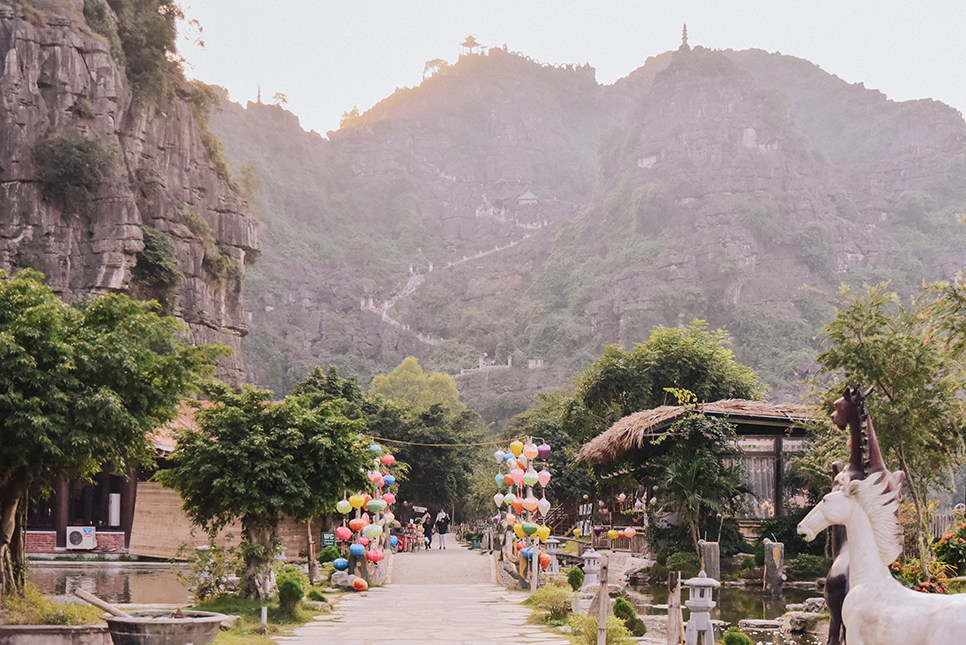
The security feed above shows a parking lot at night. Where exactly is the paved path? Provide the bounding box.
[276,546,571,645]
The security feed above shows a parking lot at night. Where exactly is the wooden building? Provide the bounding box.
[576,400,817,521]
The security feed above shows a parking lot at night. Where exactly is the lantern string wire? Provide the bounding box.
[361,434,542,448]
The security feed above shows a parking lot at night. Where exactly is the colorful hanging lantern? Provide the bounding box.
[522,522,539,536]
[517,455,528,469]
[381,454,395,466]
[494,450,506,463]
[362,493,373,506]
[539,551,552,571]
[506,457,517,470]
[536,525,551,542]
[503,492,516,507]
[509,440,524,457]
[383,474,396,487]
[623,527,636,538]
[382,493,396,505]
[512,497,524,514]
[336,499,352,514]
[348,517,367,532]
[348,494,366,509]
[523,442,539,460]
[384,512,395,522]
[523,468,539,487]
[366,499,387,513]
[492,515,501,526]
[336,526,352,541]
[607,529,619,540]
[366,549,384,562]
[495,472,505,487]
[333,557,349,571]
[513,524,526,539]
[363,523,383,539]
[618,493,626,503]
[375,478,385,488]
[510,469,525,487]
[369,444,382,453]
[537,468,551,488]
[358,537,370,547]
[504,473,514,486]
[493,493,505,508]
[352,578,368,591]
[522,495,539,512]
[348,543,365,557]
[537,496,551,517]
[573,528,581,538]
[505,513,517,526]
[503,452,513,463]
[368,471,382,484]
[537,442,551,460]
[389,535,399,548]
[516,540,527,552]
[593,526,604,536]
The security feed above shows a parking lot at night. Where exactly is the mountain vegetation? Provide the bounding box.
[207,41,966,430]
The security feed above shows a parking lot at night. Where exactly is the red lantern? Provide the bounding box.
[539,552,552,571]
[366,549,384,562]
[516,539,527,551]
[359,537,369,547]
[349,517,367,532]
[336,526,352,541]
[352,578,368,591]
[382,493,396,505]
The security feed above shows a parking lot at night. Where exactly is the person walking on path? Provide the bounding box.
[422,511,433,549]
[435,510,450,549]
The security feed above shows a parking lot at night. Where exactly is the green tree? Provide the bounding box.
[114,0,184,101]
[370,356,465,414]
[0,270,223,595]
[571,319,765,443]
[154,383,371,599]
[815,283,966,576]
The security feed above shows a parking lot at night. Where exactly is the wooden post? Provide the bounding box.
[698,540,720,595]
[668,571,683,645]
[596,553,609,645]
[306,519,319,585]
[762,539,784,596]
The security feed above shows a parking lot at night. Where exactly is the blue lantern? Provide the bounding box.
[333,557,349,571]
[369,444,382,452]
[389,535,399,547]
[383,474,396,487]
[349,543,366,557]
[494,472,505,487]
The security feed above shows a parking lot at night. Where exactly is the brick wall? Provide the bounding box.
[25,531,57,553]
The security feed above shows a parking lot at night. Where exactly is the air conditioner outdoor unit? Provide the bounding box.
[66,526,96,550]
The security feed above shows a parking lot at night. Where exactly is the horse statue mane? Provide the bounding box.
[839,470,904,567]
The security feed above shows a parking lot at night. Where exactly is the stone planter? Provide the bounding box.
[102,610,225,645]
[0,623,111,645]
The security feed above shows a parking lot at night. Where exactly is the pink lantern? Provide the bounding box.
[336,526,352,541]
[516,539,527,551]
[376,478,385,488]
[537,468,551,488]
[383,493,396,505]
[618,493,626,502]
[623,527,637,538]
[359,537,370,546]
[381,454,395,466]
[523,442,539,460]
[367,549,384,562]
[510,469,525,487]
[368,471,382,484]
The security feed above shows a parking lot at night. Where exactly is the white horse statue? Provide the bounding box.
[798,471,966,645]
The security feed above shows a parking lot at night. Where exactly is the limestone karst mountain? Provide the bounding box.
[210,41,966,426]
[0,0,259,384]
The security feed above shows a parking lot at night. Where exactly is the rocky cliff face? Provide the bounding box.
[0,0,258,384]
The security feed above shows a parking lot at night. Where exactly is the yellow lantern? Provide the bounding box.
[509,440,524,457]
[607,529,619,540]
[514,523,526,539]
[348,494,366,509]
[536,525,551,543]
[573,528,581,538]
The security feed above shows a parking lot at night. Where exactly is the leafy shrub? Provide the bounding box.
[306,588,326,602]
[722,625,754,645]
[317,545,341,564]
[754,509,825,558]
[526,584,575,620]
[83,0,124,63]
[665,551,701,578]
[567,565,585,591]
[276,565,308,615]
[203,243,243,286]
[116,0,183,101]
[71,97,96,120]
[1,584,102,625]
[179,206,215,246]
[568,612,633,645]
[131,225,183,312]
[174,536,241,602]
[201,128,234,185]
[934,520,966,574]
[787,553,828,579]
[741,555,756,570]
[612,597,646,637]
[34,135,114,217]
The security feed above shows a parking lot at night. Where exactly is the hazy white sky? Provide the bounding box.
[178,1,966,136]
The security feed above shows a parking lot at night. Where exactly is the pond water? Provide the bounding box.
[28,563,192,605]
[630,584,826,645]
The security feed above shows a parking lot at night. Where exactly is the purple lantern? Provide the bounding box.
[537,442,551,460]
[593,525,604,536]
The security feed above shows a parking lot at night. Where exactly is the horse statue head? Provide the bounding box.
[832,385,888,480]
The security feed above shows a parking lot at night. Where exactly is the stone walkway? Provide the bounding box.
[275,546,571,645]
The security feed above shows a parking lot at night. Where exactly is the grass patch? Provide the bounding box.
[1,584,103,625]
[191,594,328,644]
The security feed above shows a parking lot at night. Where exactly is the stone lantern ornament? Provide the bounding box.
[683,570,719,645]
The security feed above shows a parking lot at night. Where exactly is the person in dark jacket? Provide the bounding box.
[435,510,451,549]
